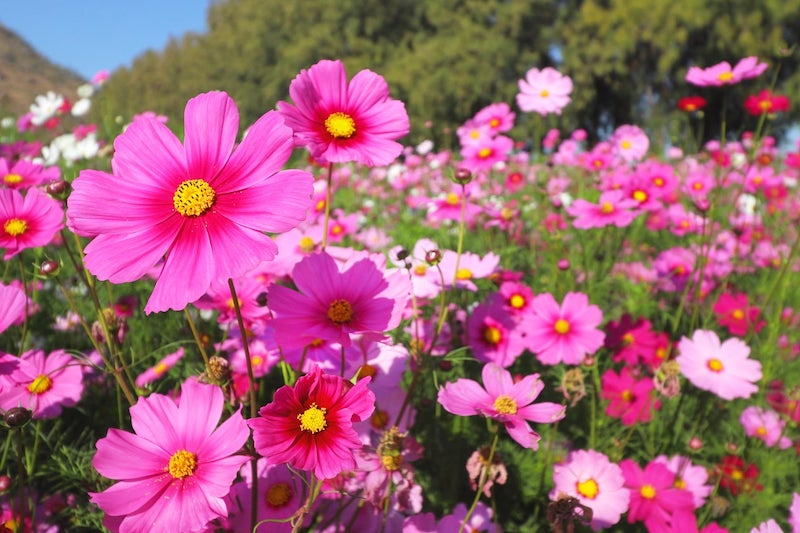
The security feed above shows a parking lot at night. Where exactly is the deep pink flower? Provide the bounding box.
[621,459,695,531]
[134,347,185,388]
[526,292,605,365]
[277,59,410,166]
[685,56,768,87]
[653,455,713,510]
[0,187,63,260]
[600,368,660,426]
[516,67,573,115]
[466,300,528,368]
[460,135,514,172]
[713,291,765,336]
[566,190,640,229]
[90,379,249,532]
[268,251,410,350]
[67,91,314,314]
[676,329,761,400]
[550,449,630,531]
[472,102,515,134]
[0,349,84,419]
[0,283,26,335]
[744,90,790,116]
[437,362,565,449]
[0,158,60,190]
[249,365,375,480]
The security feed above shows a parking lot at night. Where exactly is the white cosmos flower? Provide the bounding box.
[29,91,64,126]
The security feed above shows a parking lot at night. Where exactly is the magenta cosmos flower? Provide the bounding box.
[526,291,605,365]
[437,362,565,449]
[0,349,84,419]
[67,91,314,314]
[90,379,249,533]
[0,187,63,260]
[566,189,640,229]
[620,459,695,531]
[676,329,761,400]
[277,59,410,167]
[0,283,26,335]
[550,449,630,531]
[268,251,410,350]
[249,365,375,480]
[685,56,768,87]
[516,67,573,116]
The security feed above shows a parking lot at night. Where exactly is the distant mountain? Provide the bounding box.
[0,24,86,118]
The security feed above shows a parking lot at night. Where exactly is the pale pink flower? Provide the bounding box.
[526,292,605,365]
[739,405,791,448]
[686,56,768,87]
[0,349,84,419]
[0,283,26,335]
[517,67,573,115]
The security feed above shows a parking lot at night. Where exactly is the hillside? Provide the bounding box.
[0,24,86,118]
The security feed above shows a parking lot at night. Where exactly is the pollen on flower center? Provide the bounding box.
[731,309,745,320]
[153,362,169,376]
[414,264,427,276]
[298,403,327,433]
[173,179,216,217]
[632,190,647,202]
[640,484,656,499]
[540,89,550,98]
[674,477,686,489]
[621,390,633,402]
[599,201,614,214]
[27,374,52,395]
[718,71,733,82]
[265,482,292,508]
[621,140,632,150]
[493,394,518,415]
[478,147,492,159]
[167,449,197,479]
[298,236,315,253]
[509,294,525,309]
[455,268,473,280]
[576,478,599,499]
[4,218,28,237]
[327,298,353,324]
[554,318,571,335]
[707,358,724,372]
[3,174,22,185]
[484,325,502,345]
[381,453,403,471]
[445,192,460,206]
[324,111,356,139]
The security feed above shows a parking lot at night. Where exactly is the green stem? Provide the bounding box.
[183,308,209,366]
[459,430,499,533]
[321,163,334,251]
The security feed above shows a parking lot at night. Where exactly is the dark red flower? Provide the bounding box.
[677,96,707,112]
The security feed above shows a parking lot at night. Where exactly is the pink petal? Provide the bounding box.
[183,91,238,182]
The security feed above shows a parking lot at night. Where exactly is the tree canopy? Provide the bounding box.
[94,0,800,145]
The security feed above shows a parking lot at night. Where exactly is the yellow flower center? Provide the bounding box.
[478,147,492,159]
[731,309,745,320]
[324,112,356,139]
[707,358,724,373]
[27,374,52,395]
[509,294,525,309]
[371,409,389,429]
[4,218,28,237]
[298,403,327,433]
[414,264,427,276]
[540,89,550,98]
[576,478,599,499]
[153,362,169,376]
[653,177,664,187]
[167,449,197,479]
[622,332,635,345]
[674,477,686,489]
[621,140,632,150]
[489,118,500,128]
[621,390,633,402]
[731,469,743,480]
[493,394,518,415]
[692,181,703,191]
[298,236,315,253]
[632,190,647,202]
[3,173,23,185]
[640,484,656,499]
[600,201,614,214]
[251,355,263,366]
[718,71,733,82]
[446,192,460,206]
[755,426,767,436]
[484,325,502,345]
[327,298,353,324]
[173,179,216,217]
[265,482,292,508]
[554,318,570,335]
[381,453,403,471]
[455,268,473,280]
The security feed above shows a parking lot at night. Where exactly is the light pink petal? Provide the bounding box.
[510,373,545,406]
[183,91,238,182]
[504,418,540,449]
[93,428,169,480]
[89,477,169,517]
[437,379,491,416]
[129,392,181,448]
[306,59,349,111]
[517,402,566,424]
[198,410,250,462]
[204,214,278,280]
[111,116,187,189]
[175,380,223,450]
[0,284,26,335]
[480,363,513,398]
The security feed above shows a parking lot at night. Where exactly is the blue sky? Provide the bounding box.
[2,0,210,80]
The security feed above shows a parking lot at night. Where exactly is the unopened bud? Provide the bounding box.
[39,260,60,277]
[425,249,442,266]
[453,168,472,185]
[45,180,70,198]
[4,407,32,428]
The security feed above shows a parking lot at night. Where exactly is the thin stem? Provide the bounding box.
[459,430,499,533]
[16,257,31,355]
[227,278,259,533]
[451,184,467,286]
[183,308,209,366]
[16,429,26,531]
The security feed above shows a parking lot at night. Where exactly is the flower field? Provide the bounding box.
[0,56,799,532]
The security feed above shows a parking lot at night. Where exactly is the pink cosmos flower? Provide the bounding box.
[226,460,304,533]
[566,190,640,229]
[437,250,500,291]
[67,91,313,314]
[517,67,573,115]
[550,449,630,531]
[751,519,784,533]
[653,455,713,509]
[676,329,762,401]
[0,187,63,260]
[438,502,497,533]
[739,406,791,449]
[0,349,84,419]
[600,368,660,426]
[277,59,410,167]
[466,300,528,368]
[267,251,410,350]
[0,158,60,190]
[0,283,26,335]
[249,365,375,480]
[472,102,515,134]
[713,291,765,336]
[789,492,800,533]
[621,459,695,531]
[437,362,565,449]
[526,292,605,365]
[460,135,514,172]
[611,124,649,162]
[685,56,768,86]
[134,347,185,388]
[90,379,250,533]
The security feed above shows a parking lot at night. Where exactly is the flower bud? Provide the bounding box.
[45,180,70,199]
[425,249,442,266]
[453,168,472,185]
[4,407,32,428]
[39,260,60,277]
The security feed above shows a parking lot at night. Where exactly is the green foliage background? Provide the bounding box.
[93,0,800,145]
